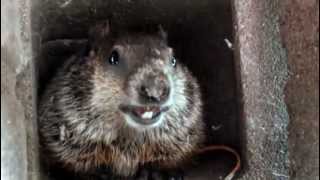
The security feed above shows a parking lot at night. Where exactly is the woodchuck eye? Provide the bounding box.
[171,56,177,67]
[108,50,119,65]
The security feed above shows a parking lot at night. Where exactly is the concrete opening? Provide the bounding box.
[2,0,294,179]
[35,0,242,179]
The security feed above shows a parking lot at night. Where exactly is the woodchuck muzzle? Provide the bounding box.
[38,21,205,179]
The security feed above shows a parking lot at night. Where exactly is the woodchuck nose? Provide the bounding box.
[38,21,205,179]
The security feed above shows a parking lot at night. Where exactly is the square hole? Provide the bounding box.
[36,0,242,179]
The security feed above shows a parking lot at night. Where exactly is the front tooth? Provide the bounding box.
[142,111,153,119]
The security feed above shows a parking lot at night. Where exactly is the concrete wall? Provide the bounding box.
[280,0,319,179]
[233,1,290,179]
[1,0,40,180]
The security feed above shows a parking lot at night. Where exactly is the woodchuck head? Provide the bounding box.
[83,22,203,133]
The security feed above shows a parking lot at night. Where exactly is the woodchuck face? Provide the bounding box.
[86,23,202,132]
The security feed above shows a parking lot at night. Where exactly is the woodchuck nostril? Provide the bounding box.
[139,85,170,103]
[140,85,147,96]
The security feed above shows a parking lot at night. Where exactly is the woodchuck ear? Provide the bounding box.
[88,20,112,53]
[89,20,111,39]
[157,25,168,41]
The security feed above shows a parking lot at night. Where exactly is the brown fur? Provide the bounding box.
[38,22,205,177]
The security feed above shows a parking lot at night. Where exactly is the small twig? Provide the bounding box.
[224,38,233,49]
[60,0,73,8]
[211,124,222,131]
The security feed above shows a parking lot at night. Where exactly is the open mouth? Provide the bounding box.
[120,105,170,126]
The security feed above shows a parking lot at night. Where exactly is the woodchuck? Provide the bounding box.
[38,21,205,180]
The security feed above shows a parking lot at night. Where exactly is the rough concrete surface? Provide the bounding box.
[233,0,290,179]
[1,0,41,180]
[280,0,319,179]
